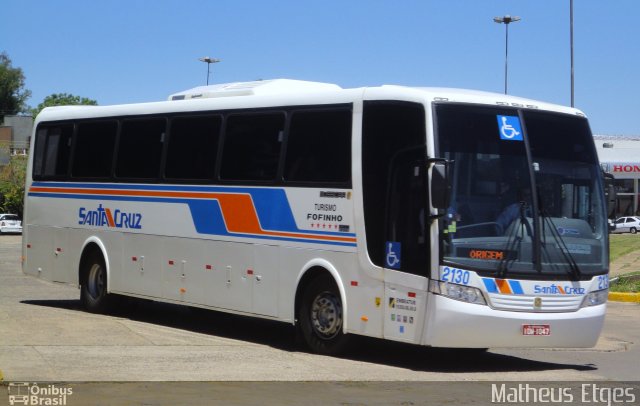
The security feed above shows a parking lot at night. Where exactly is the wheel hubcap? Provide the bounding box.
[87,264,105,299]
[310,291,342,339]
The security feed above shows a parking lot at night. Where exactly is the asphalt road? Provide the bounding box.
[1,234,639,405]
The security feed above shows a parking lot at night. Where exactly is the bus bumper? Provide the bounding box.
[423,293,606,348]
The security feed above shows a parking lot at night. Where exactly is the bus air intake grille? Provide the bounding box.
[487,294,583,312]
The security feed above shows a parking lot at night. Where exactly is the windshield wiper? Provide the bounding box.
[540,209,582,280]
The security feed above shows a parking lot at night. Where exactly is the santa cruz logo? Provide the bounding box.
[79,204,142,229]
[533,284,585,295]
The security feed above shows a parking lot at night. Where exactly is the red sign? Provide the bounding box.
[613,164,640,173]
[522,324,551,336]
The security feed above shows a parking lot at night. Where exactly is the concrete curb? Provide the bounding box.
[609,292,640,303]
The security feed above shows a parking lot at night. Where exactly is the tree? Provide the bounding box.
[31,93,98,117]
[0,52,31,123]
[0,150,27,217]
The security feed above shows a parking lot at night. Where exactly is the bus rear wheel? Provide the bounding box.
[298,274,350,355]
[80,251,113,313]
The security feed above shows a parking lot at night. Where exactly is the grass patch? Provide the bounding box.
[609,235,640,292]
[609,234,640,263]
[610,273,640,293]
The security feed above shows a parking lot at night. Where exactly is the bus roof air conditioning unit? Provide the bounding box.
[168,79,341,101]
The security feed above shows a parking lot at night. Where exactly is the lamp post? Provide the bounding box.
[570,0,575,107]
[198,57,221,85]
[493,15,521,94]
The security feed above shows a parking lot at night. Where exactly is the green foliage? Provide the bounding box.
[610,273,640,293]
[0,52,32,123]
[31,93,98,117]
[0,151,27,217]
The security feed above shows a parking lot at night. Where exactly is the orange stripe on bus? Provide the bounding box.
[216,194,262,234]
[104,208,116,228]
[495,279,513,294]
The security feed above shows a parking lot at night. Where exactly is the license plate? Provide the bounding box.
[522,324,550,336]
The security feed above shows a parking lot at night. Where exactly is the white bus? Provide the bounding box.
[23,79,609,354]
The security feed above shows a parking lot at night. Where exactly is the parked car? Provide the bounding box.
[0,214,22,234]
[612,216,640,234]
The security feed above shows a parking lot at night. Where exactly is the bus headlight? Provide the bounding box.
[581,289,608,307]
[429,280,487,306]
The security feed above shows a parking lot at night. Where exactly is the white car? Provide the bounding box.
[612,216,640,234]
[0,214,22,234]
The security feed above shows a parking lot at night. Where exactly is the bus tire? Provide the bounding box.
[298,274,350,355]
[80,250,113,313]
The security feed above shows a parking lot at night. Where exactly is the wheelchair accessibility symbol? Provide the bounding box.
[385,241,401,269]
[497,115,523,141]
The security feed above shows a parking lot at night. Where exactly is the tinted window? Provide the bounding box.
[116,118,166,179]
[33,124,74,179]
[72,121,117,178]
[525,111,596,164]
[220,113,284,181]
[165,115,221,180]
[362,102,427,268]
[284,109,351,184]
[33,128,47,177]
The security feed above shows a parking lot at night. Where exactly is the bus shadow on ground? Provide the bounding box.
[22,297,597,374]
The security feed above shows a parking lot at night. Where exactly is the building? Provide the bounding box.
[0,115,33,165]
[595,135,640,217]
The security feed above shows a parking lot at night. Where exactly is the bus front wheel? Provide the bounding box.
[298,274,351,355]
[80,250,113,313]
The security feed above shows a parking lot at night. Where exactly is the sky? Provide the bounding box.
[2,0,638,135]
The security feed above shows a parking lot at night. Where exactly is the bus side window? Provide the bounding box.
[33,128,48,177]
[72,120,118,179]
[165,115,222,181]
[33,124,74,179]
[115,118,166,180]
[220,112,284,182]
[284,109,351,185]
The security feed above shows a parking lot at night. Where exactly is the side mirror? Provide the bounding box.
[430,160,451,210]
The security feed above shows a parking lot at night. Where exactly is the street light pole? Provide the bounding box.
[198,57,221,85]
[493,15,521,94]
[570,0,575,107]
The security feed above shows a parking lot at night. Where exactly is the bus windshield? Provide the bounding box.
[436,104,608,279]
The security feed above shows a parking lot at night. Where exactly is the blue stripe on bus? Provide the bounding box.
[508,280,524,294]
[482,278,499,293]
